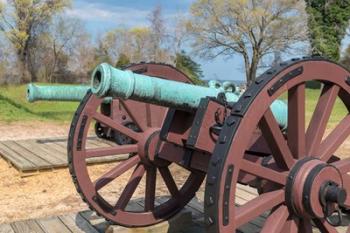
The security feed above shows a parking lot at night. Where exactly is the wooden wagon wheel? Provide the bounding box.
[68,63,205,227]
[205,58,350,233]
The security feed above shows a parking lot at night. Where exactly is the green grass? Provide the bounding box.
[0,85,347,127]
[279,87,347,129]
[0,85,79,123]
[306,88,347,129]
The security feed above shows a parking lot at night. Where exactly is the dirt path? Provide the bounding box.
[0,122,197,224]
[0,121,70,141]
[0,122,349,225]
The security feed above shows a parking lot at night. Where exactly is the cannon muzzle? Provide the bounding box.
[91,63,287,128]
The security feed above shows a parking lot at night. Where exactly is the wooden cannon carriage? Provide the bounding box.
[67,58,350,233]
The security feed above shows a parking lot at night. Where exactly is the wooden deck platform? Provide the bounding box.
[0,185,261,233]
[0,184,349,233]
[0,137,129,173]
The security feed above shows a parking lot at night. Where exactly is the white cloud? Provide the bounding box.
[65,3,150,27]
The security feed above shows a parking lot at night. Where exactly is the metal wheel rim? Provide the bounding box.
[68,63,205,227]
[205,58,350,233]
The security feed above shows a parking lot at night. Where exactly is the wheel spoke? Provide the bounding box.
[342,174,350,206]
[317,115,350,161]
[144,167,157,211]
[314,219,338,233]
[306,84,340,156]
[259,109,295,169]
[159,167,179,198]
[260,205,289,233]
[298,219,313,233]
[94,156,140,191]
[115,163,145,210]
[93,112,140,141]
[240,159,287,185]
[288,84,306,159]
[120,101,148,131]
[332,158,350,174]
[235,189,285,227]
[282,217,299,233]
[86,145,138,158]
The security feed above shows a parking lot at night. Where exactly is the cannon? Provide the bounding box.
[26,83,122,142]
[27,84,91,102]
[26,63,197,144]
[68,58,350,233]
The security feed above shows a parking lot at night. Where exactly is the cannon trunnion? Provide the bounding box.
[68,58,350,232]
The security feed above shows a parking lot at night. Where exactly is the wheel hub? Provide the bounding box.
[136,129,165,166]
[285,157,346,219]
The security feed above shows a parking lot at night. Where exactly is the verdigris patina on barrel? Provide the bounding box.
[27,84,90,102]
[90,63,288,128]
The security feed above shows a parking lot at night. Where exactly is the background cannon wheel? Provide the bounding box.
[94,122,108,139]
[68,63,205,227]
[113,121,140,145]
[205,58,350,233]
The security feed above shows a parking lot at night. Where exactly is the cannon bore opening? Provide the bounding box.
[93,70,102,90]
[26,84,36,102]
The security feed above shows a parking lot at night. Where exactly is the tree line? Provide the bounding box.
[0,0,349,85]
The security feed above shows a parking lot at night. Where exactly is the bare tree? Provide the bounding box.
[0,0,70,82]
[129,27,152,62]
[46,18,84,82]
[148,5,170,63]
[187,0,308,85]
[70,30,95,82]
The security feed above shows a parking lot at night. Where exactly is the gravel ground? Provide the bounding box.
[0,121,348,225]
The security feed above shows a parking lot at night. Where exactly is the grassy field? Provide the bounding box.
[0,85,79,123]
[305,88,347,129]
[0,85,347,127]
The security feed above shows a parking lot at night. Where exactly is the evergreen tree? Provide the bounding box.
[175,51,203,85]
[306,0,350,61]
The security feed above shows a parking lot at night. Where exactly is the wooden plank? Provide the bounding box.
[39,144,67,164]
[0,137,130,172]
[36,137,67,144]
[30,140,67,163]
[53,140,68,148]
[237,184,259,196]
[49,142,70,155]
[0,224,15,233]
[79,211,109,233]
[2,141,51,169]
[86,154,130,164]
[106,210,193,233]
[235,188,258,202]
[91,139,116,148]
[235,195,267,230]
[47,138,129,164]
[0,142,35,171]
[40,142,67,155]
[94,137,117,146]
[36,216,71,233]
[59,213,99,233]
[11,220,45,233]
[85,137,117,148]
[16,140,65,167]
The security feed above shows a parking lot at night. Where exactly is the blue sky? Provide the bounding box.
[67,0,350,82]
